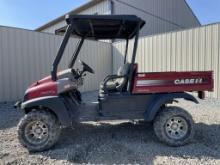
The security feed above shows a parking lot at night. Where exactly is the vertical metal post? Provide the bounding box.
[127,22,140,92]
[51,24,73,81]
[124,39,129,64]
[68,38,85,68]
[110,0,114,14]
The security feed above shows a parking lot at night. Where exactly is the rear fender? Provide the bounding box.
[21,96,72,126]
[144,92,198,122]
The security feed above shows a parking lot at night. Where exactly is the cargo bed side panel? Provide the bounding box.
[132,71,213,94]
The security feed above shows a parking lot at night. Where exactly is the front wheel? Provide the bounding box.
[18,110,61,152]
[153,106,194,146]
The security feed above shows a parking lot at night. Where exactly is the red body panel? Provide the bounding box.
[132,71,213,94]
[26,76,58,100]
[29,75,52,87]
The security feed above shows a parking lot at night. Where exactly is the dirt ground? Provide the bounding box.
[0,91,220,165]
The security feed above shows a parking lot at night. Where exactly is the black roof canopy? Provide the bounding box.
[56,15,145,39]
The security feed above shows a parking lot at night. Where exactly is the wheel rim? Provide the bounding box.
[165,116,188,140]
[24,121,49,145]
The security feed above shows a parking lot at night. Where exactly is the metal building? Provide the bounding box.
[36,0,200,37]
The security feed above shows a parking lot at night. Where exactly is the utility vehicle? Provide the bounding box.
[16,15,213,152]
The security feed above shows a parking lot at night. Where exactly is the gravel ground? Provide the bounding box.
[0,91,220,165]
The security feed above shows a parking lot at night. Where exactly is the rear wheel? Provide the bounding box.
[153,106,194,146]
[18,110,61,152]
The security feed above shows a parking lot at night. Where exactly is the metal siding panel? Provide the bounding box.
[211,25,218,98]
[166,34,171,71]
[148,37,153,72]
[1,28,8,99]
[181,31,186,71]
[0,28,4,101]
[143,38,147,71]
[8,29,15,98]
[5,27,11,100]
[170,33,176,71]
[0,26,112,102]
[157,35,162,71]
[187,30,193,71]
[205,26,212,97]
[216,24,220,98]
[205,26,212,70]
[13,31,20,98]
[192,28,199,71]
[152,36,157,71]
[176,32,182,71]
[162,34,166,71]
[199,27,206,71]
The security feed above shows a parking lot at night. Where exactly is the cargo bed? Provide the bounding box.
[132,71,213,95]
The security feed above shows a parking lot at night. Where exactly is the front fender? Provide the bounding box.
[21,96,72,126]
[144,92,198,122]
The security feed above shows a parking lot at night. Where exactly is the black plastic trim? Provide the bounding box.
[144,92,198,122]
[21,96,72,126]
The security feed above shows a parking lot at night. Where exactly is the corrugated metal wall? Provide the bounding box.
[113,23,220,98]
[0,26,112,102]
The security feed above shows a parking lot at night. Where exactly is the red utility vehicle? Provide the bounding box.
[16,15,213,152]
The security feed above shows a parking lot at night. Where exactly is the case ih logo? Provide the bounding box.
[174,78,203,85]
[136,78,204,87]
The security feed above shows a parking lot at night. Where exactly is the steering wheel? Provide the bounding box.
[79,60,95,74]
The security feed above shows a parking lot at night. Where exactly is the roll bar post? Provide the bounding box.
[51,24,73,81]
[124,39,129,64]
[127,22,140,92]
[68,38,85,68]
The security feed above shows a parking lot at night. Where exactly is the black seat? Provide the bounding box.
[99,63,130,96]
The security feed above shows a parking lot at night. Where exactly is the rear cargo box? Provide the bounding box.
[132,71,213,94]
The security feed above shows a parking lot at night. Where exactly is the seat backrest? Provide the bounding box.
[117,63,130,76]
[115,63,130,90]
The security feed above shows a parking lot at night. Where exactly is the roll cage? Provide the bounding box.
[51,15,145,92]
